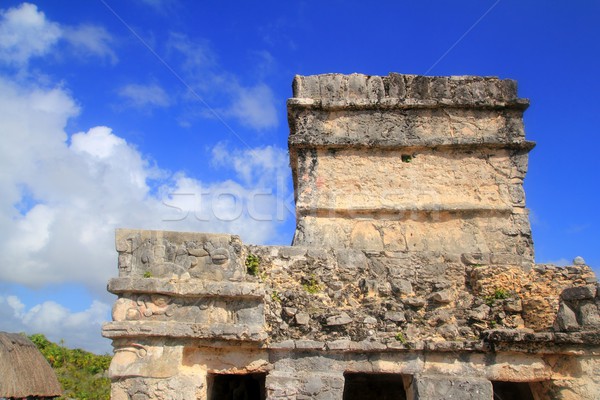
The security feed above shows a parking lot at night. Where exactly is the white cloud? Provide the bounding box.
[63,24,118,64]
[118,83,171,109]
[0,2,61,65]
[0,294,111,354]
[0,74,292,298]
[0,2,116,67]
[0,4,291,354]
[0,74,293,353]
[212,142,289,186]
[167,33,279,130]
[71,126,127,158]
[227,83,279,130]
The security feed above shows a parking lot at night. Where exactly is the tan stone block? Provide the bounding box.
[350,222,383,251]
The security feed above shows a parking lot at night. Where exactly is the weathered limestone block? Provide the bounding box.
[554,285,600,332]
[294,214,533,261]
[291,74,524,108]
[111,294,264,326]
[297,373,345,400]
[103,320,267,342]
[408,374,493,400]
[289,108,528,147]
[185,347,268,369]
[265,372,300,399]
[109,340,182,379]
[116,229,244,281]
[295,148,527,214]
[107,277,264,298]
[110,376,201,400]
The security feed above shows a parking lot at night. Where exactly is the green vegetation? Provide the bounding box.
[484,288,511,306]
[271,290,282,303]
[245,253,260,276]
[394,332,408,344]
[29,334,111,400]
[143,271,153,278]
[302,275,321,294]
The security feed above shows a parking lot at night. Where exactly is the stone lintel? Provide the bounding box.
[107,277,264,298]
[102,321,267,342]
[115,228,241,246]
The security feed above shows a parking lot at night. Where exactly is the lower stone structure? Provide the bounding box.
[103,74,600,399]
[103,230,600,399]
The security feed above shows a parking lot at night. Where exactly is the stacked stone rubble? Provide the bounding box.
[103,74,600,400]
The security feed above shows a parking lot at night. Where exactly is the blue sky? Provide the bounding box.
[0,1,598,354]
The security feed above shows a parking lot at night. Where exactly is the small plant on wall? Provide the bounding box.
[245,253,260,276]
[302,275,321,294]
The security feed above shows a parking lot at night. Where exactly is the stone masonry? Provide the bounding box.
[103,74,600,399]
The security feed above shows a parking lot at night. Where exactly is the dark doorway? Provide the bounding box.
[208,373,266,400]
[492,381,535,400]
[343,373,407,400]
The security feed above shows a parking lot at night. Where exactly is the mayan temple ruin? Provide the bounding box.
[102,73,600,399]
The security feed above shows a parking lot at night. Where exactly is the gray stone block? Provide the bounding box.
[561,285,597,301]
[410,374,493,400]
[555,302,580,332]
[579,302,600,327]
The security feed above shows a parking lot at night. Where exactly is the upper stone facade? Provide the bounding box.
[289,74,534,268]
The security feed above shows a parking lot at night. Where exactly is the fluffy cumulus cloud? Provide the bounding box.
[0,75,291,351]
[0,75,290,293]
[0,2,116,66]
[0,2,61,65]
[0,294,111,353]
[0,2,290,352]
[212,142,289,186]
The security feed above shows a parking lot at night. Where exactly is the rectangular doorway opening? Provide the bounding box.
[492,381,535,400]
[207,372,266,400]
[343,372,407,400]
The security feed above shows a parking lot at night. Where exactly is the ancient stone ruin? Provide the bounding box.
[103,73,600,399]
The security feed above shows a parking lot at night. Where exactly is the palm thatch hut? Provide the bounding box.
[0,332,62,399]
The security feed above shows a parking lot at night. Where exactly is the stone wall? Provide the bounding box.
[103,74,600,399]
[289,74,534,267]
[104,229,600,399]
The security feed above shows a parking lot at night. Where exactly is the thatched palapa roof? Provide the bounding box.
[0,332,62,399]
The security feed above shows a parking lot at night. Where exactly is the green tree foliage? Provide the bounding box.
[28,334,112,400]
